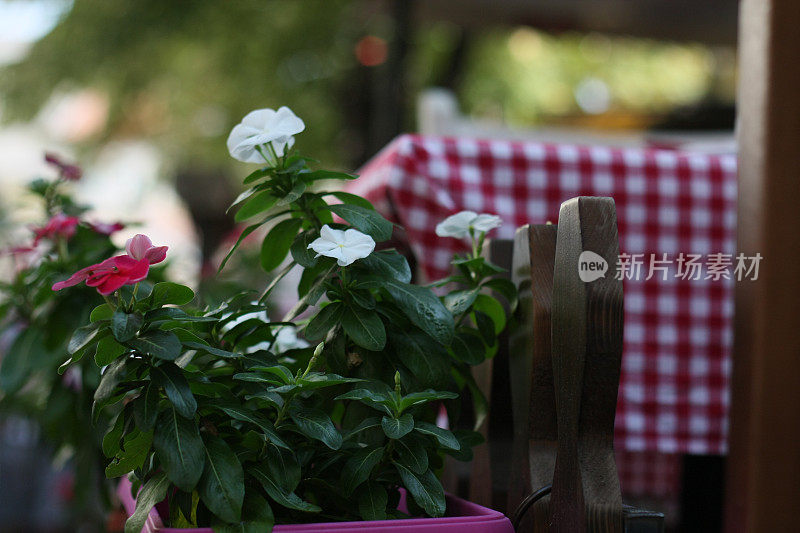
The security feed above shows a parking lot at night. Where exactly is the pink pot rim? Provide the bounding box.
[117,477,513,532]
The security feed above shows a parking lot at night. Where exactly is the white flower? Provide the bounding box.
[307,224,375,266]
[227,106,305,164]
[435,210,502,239]
[471,213,503,233]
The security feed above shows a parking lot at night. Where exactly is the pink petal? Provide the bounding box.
[95,275,129,295]
[125,234,153,261]
[143,245,168,265]
[114,256,151,283]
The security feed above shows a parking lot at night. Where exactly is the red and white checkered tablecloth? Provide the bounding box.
[348,134,737,458]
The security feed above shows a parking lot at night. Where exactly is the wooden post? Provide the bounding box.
[725,1,800,531]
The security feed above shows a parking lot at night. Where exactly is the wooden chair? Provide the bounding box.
[508,196,664,532]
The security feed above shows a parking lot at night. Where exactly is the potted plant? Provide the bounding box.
[50,106,517,533]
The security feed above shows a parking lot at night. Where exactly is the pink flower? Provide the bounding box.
[125,234,167,264]
[52,234,167,295]
[52,255,150,295]
[32,214,80,245]
[88,221,125,235]
[44,152,82,181]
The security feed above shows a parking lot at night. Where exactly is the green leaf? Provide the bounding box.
[388,327,450,389]
[171,328,209,346]
[129,330,182,360]
[414,421,460,450]
[124,472,170,533]
[216,405,290,449]
[260,218,303,271]
[350,289,376,310]
[134,381,160,431]
[483,277,518,311]
[454,366,490,431]
[146,307,217,324]
[395,434,428,474]
[199,435,245,524]
[357,481,387,521]
[342,305,386,351]
[235,191,278,222]
[153,407,205,491]
[90,303,114,322]
[399,390,458,412]
[335,387,395,415]
[290,230,319,268]
[394,465,446,517]
[213,494,274,533]
[277,180,306,206]
[95,336,127,366]
[184,342,241,359]
[68,322,102,355]
[288,404,342,449]
[242,168,270,185]
[324,191,374,210]
[102,412,125,458]
[94,357,128,403]
[304,302,344,340]
[357,250,412,283]
[112,310,142,342]
[450,329,486,365]
[327,204,393,241]
[383,280,454,345]
[219,221,265,272]
[245,365,294,384]
[341,417,381,439]
[473,311,495,347]
[382,414,414,439]
[302,169,357,181]
[151,282,195,306]
[152,364,197,419]
[341,446,384,495]
[453,256,505,273]
[227,186,258,214]
[105,428,153,477]
[264,443,301,492]
[296,372,363,391]
[251,464,321,513]
[473,294,506,335]
[443,289,479,315]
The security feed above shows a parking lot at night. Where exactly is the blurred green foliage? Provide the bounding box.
[1,1,733,174]
[1,0,372,168]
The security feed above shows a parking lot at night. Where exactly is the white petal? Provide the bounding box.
[435,210,477,238]
[241,108,276,129]
[270,106,306,137]
[319,224,345,244]
[471,214,502,233]
[227,124,264,162]
[227,124,260,150]
[308,238,339,255]
[345,240,375,258]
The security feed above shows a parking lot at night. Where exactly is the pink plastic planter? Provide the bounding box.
[118,478,513,533]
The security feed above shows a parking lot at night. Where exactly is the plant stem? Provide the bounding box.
[102,294,116,310]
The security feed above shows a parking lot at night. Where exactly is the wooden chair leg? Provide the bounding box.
[509,198,664,532]
[509,224,558,533]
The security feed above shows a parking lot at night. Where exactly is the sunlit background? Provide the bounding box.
[0,0,737,530]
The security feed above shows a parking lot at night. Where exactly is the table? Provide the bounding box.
[347,134,737,500]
